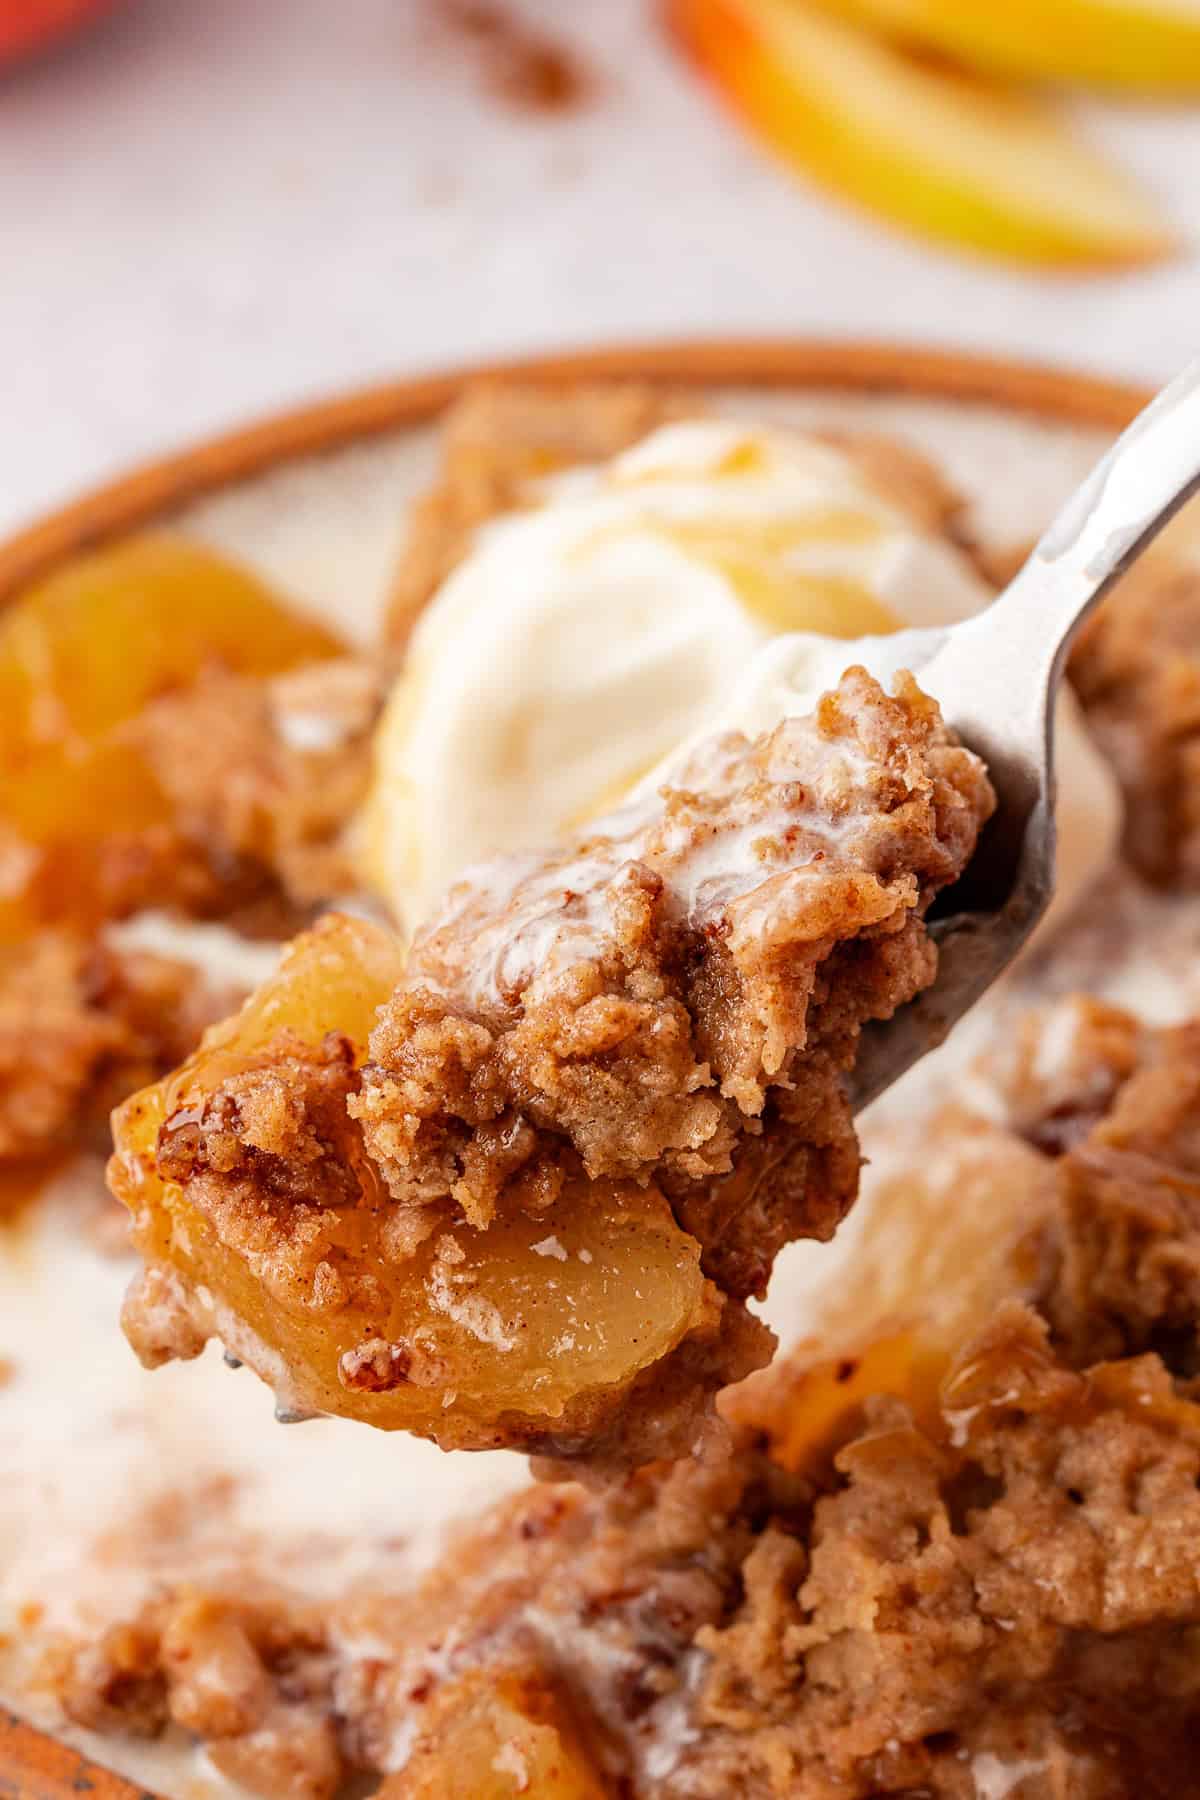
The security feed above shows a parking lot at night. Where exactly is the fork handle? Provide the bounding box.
[961,354,1200,691]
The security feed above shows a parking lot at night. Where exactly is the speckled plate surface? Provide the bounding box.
[0,341,1155,1800]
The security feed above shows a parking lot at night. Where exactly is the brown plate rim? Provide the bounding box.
[0,337,1155,1799]
[0,337,1153,607]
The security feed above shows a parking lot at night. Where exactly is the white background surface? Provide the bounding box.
[3,0,1200,541]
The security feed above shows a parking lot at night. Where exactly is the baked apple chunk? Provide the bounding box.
[384,1665,607,1799]
[111,913,766,1464]
[0,533,349,936]
[111,668,993,1468]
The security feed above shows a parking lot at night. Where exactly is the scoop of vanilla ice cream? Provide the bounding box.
[368,419,1120,936]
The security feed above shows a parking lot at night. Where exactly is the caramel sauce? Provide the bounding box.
[637,514,897,636]
[563,510,897,641]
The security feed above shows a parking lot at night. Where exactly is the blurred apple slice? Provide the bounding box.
[0,1,123,67]
[667,0,1174,266]
[810,0,1200,93]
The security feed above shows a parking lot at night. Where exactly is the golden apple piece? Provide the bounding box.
[667,0,1174,267]
[724,1111,1057,1470]
[811,0,1200,93]
[382,1667,607,1800]
[0,535,343,937]
[111,914,749,1461]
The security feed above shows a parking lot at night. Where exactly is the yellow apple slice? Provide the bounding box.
[0,536,344,937]
[667,0,1174,266]
[110,914,735,1459]
[811,0,1200,93]
[383,1667,608,1800]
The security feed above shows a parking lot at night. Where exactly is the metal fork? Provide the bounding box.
[826,357,1200,1109]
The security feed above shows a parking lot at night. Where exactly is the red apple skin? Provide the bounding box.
[0,0,123,67]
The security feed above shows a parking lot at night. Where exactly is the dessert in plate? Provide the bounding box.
[3,368,1200,1799]
[112,664,991,1469]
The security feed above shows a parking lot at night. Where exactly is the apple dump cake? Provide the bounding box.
[5,379,1200,1800]
[45,1003,1200,1798]
[111,668,991,1466]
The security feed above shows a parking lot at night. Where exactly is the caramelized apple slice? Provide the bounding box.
[111,915,750,1461]
[725,1110,1057,1470]
[669,0,1173,266]
[384,1667,607,1800]
[814,0,1200,93]
[0,535,342,936]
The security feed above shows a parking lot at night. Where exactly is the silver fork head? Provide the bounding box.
[772,622,1051,1112]
[846,619,1056,1112]
[849,354,1200,1110]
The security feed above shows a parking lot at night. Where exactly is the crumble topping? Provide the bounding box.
[138,657,384,913]
[0,932,237,1169]
[356,668,990,1269]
